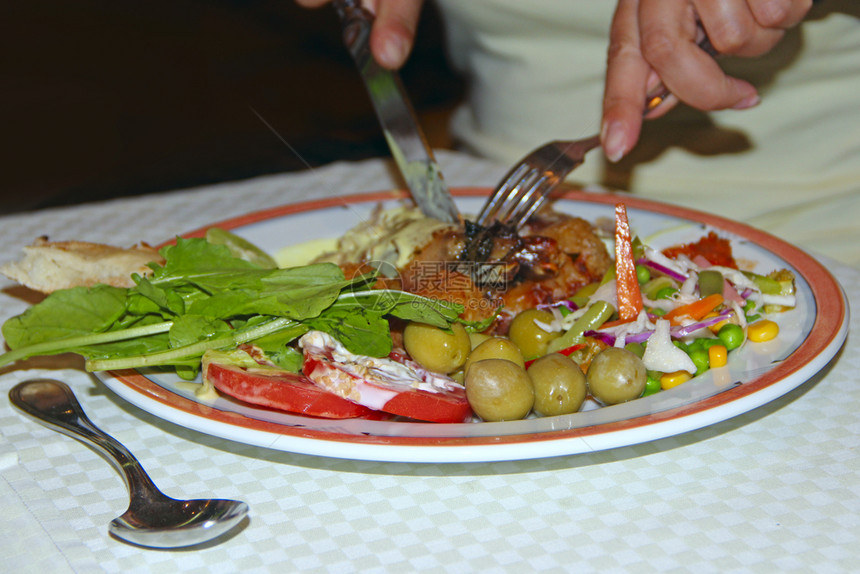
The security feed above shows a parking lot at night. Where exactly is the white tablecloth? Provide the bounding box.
[1,151,857,573]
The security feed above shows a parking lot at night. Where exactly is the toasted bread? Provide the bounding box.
[1,237,164,293]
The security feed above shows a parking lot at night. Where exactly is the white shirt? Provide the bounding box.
[435,0,860,266]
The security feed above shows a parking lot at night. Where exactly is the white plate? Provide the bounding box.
[96,189,849,463]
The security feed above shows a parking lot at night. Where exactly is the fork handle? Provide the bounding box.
[643,26,717,115]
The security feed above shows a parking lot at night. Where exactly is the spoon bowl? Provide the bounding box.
[9,378,249,549]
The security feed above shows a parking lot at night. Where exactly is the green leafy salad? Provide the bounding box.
[0,233,462,379]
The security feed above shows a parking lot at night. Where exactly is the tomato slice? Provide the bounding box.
[204,360,378,419]
[303,353,472,424]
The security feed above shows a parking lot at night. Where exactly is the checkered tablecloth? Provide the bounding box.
[1,151,857,573]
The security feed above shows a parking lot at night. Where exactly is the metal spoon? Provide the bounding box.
[9,379,249,548]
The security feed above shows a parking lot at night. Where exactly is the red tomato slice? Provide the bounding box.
[303,354,472,424]
[204,360,377,419]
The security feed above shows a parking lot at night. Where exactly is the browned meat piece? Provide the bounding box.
[535,216,612,280]
[399,259,502,324]
[349,209,612,333]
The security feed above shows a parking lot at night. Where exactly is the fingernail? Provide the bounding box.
[602,121,626,163]
[732,93,761,110]
[378,34,408,69]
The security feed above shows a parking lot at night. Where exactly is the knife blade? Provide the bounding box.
[334,0,461,225]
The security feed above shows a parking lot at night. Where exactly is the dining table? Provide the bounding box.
[1,150,857,573]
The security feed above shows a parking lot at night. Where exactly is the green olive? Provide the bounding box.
[586,347,647,405]
[403,321,471,374]
[465,359,534,421]
[449,367,465,385]
[464,337,525,375]
[468,331,491,350]
[508,308,561,359]
[527,353,587,416]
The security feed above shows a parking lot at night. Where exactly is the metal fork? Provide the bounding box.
[472,34,716,235]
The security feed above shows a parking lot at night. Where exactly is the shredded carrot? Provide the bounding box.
[597,319,633,330]
[614,203,644,322]
[663,293,724,326]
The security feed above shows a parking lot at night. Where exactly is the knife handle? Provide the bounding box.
[333,0,373,58]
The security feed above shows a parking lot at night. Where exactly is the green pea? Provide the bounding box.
[687,338,721,353]
[656,286,678,300]
[698,338,723,350]
[642,277,676,299]
[687,338,705,352]
[717,323,745,350]
[643,375,662,396]
[689,348,710,376]
[635,264,651,284]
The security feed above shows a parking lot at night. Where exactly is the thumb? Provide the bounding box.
[369,0,425,69]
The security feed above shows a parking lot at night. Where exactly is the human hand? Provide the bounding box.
[295,0,425,69]
[601,0,813,162]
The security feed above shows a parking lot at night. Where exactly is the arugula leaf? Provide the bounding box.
[251,321,308,351]
[307,304,393,358]
[186,273,349,318]
[204,227,278,269]
[150,237,260,282]
[75,331,173,360]
[266,346,304,372]
[0,320,175,367]
[133,276,185,317]
[86,317,301,372]
[1,284,128,349]
[169,315,233,348]
[336,290,463,328]
[457,306,503,333]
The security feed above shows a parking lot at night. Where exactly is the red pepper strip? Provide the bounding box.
[663,293,724,326]
[523,344,585,369]
[615,203,644,322]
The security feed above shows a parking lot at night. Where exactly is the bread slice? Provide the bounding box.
[1,237,164,293]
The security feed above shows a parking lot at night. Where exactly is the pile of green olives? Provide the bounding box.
[402,306,649,422]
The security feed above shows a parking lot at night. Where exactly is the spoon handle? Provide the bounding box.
[9,379,168,503]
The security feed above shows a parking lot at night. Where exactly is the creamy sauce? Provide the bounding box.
[275,237,338,268]
[311,206,455,271]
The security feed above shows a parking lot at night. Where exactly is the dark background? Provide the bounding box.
[0,1,463,214]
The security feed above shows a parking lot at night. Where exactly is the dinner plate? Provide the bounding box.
[96,189,849,463]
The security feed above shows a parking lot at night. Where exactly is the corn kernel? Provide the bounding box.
[748,319,779,343]
[705,312,729,334]
[708,344,728,368]
[660,370,692,390]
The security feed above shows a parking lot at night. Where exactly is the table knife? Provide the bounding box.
[333,0,461,225]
